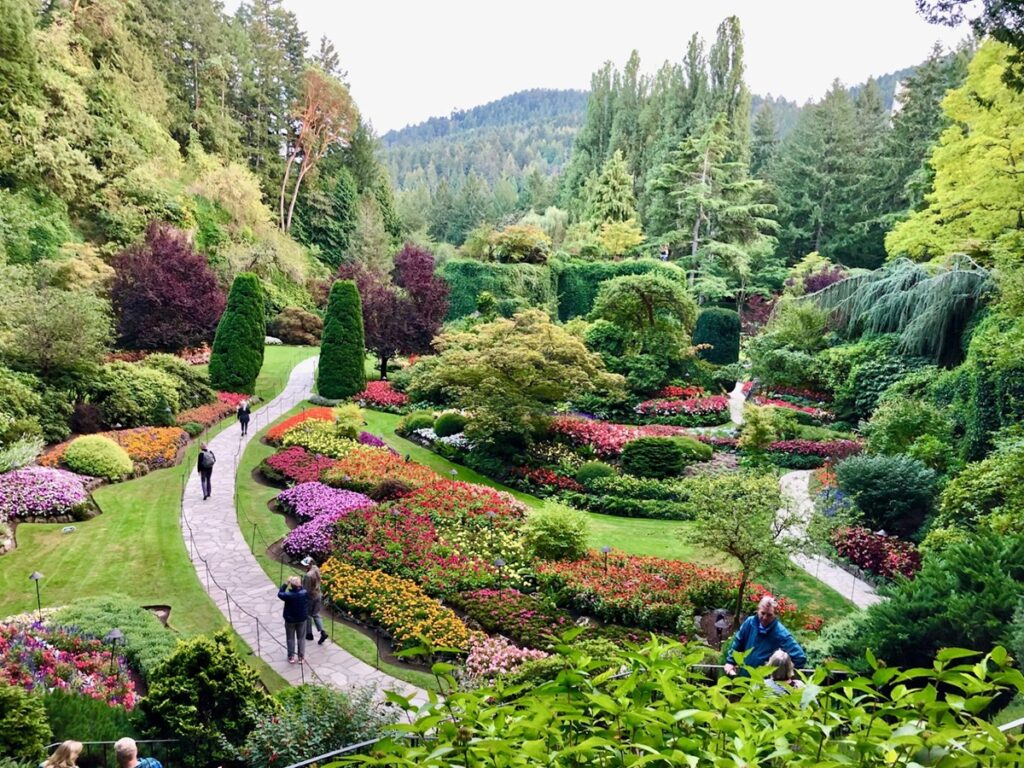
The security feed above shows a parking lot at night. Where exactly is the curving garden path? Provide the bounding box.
[729,381,882,609]
[180,356,428,703]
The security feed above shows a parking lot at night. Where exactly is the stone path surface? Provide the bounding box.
[180,356,428,702]
[729,381,882,609]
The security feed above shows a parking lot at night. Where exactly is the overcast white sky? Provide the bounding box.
[256,1,973,134]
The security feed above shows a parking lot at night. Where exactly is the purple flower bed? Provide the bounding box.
[0,467,90,520]
[282,510,346,562]
[358,431,387,448]
[275,482,374,522]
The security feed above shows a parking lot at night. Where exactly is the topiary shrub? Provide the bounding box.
[0,682,51,763]
[208,273,266,395]
[397,411,435,435]
[671,436,713,462]
[317,280,366,399]
[62,435,134,480]
[523,503,590,561]
[269,306,323,346]
[693,307,740,365]
[621,437,685,479]
[575,461,617,485]
[835,453,938,538]
[433,412,467,437]
[92,362,182,429]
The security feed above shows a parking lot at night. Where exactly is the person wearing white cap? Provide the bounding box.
[301,556,328,645]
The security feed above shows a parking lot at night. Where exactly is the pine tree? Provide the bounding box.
[292,161,358,266]
[585,150,637,223]
[209,273,266,394]
[347,193,392,272]
[750,104,778,179]
[317,279,366,398]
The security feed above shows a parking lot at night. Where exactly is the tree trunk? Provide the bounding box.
[278,151,299,230]
[733,572,748,631]
[284,158,312,233]
[379,355,389,381]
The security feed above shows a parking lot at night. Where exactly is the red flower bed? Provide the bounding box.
[832,526,921,579]
[635,395,730,420]
[741,381,755,396]
[356,380,409,410]
[753,396,832,421]
[266,407,335,444]
[550,416,693,458]
[261,446,338,484]
[510,467,584,494]
[763,385,832,403]
[767,439,862,459]
[655,385,705,399]
[400,481,527,527]
[177,344,211,365]
[216,391,251,408]
[322,448,438,493]
[537,552,792,633]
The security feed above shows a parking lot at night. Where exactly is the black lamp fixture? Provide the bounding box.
[600,545,612,571]
[494,557,506,588]
[28,572,43,619]
[104,628,125,674]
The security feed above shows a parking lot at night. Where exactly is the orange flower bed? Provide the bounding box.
[322,447,437,494]
[39,427,189,470]
[175,400,235,428]
[266,408,335,445]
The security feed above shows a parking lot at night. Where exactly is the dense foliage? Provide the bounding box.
[208,273,266,395]
[318,280,366,398]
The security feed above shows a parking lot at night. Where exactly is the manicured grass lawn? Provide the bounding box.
[361,408,857,623]
[235,406,438,693]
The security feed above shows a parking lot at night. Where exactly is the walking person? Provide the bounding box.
[237,400,251,436]
[197,443,216,500]
[278,575,308,664]
[301,556,328,645]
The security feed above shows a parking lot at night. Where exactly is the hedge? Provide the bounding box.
[318,280,366,399]
[209,272,266,394]
[441,259,557,319]
[553,258,688,321]
[693,307,740,365]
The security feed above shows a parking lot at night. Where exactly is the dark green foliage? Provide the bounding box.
[441,259,557,319]
[671,436,714,462]
[554,259,687,321]
[693,308,740,364]
[433,412,467,437]
[839,532,1024,669]
[317,280,366,399]
[141,354,216,410]
[937,436,1024,529]
[181,421,204,438]
[575,461,617,485]
[621,437,686,479]
[43,688,134,744]
[396,411,435,435]
[138,631,272,764]
[0,682,50,762]
[51,595,178,682]
[209,273,266,395]
[835,454,937,538]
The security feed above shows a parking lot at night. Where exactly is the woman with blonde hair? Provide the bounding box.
[43,740,83,768]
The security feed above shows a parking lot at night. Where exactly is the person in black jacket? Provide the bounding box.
[197,444,216,500]
[237,400,251,436]
[278,575,308,663]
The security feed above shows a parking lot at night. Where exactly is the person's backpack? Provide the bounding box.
[199,450,216,470]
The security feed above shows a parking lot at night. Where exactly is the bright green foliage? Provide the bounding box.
[840,532,1024,669]
[441,259,557,319]
[43,688,134,746]
[0,365,43,443]
[555,258,687,321]
[887,41,1024,263]
[141,353,216,410]
[523,504,590,561]
[138,630,273,764]
[491,225,551,264]
[864,398,954,464]
[63,435,134,481]
[835,454,937,538]
[396,411,435,435]
[93,362,181,429]
[332,402,363,439]
[433,412,468,438]
[937,435,1024,530]
[693,307,740,364]
[590,274,697,356]
[621,437,686,479]
[596,218,644,257]
[574,461,617,485]
[318,280,366,399]
[738,405,778,451]
[240,685,395,768]
[409,310,624,457]
[209,273,266,395]
[0,189,73,264]
[0,682,50,763]
[585,150,637,224]
[671,436,714,462]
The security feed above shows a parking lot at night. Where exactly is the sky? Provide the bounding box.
[253,1,974,134]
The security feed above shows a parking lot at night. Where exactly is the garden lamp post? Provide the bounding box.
[104,628,124,675]
[494,557,506,589]
[449,469,458,481]
[29,572,43,619]
[601,546,612,572]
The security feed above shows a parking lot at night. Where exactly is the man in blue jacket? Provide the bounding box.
[278,575,309,664]
[724,595,807,675]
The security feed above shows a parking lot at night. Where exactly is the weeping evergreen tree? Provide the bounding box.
[806,258,993,365]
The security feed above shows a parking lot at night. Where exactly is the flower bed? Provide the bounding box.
[320,559,472,651]
[463,634,547,682]
[358,431,388,448]
[766,439,863,468]
[654,385,705,399]
[762,385,832,403]
[260,446,338,485]
[355,381,409,411]
[266,408,336,445]
[322,448,438,494]
[279,420,359,459]
[0,467,90,520]
[536,553,790,634]
[400,481,527,527]
[450,588,575,649]
[40,427,188,471]
[282,510,347,563]
[753,396,832,422]
[832,526,922,579]
[0,622,137,708]
[275,482,374,522]
[634,395,730,426]
[510,467,584,494]
[550,416,693,459]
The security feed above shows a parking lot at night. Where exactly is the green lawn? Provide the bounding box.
[0,346,318,693]
[361,408,856,623]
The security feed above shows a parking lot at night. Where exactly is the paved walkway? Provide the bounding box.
[729,381,882,609]
[180,356,428,702]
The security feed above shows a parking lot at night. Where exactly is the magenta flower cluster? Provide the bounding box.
[276,482,374,522]
[357,431,387,448]
[263,446,338,484]
[0,466,89,520]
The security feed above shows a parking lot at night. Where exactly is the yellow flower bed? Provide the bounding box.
[39,427,188,470]
[321,558,471,651]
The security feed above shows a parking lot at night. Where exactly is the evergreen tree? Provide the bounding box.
[609,50,647,195]
[317,279,366,398]
[348,193,392,272]
[561,62,616,216]
[708,16,752,164]
[292,161,358,266]
[209,273,266,394]
[750,103,778,179]
[585,150,638,223]
[693,307,741,364]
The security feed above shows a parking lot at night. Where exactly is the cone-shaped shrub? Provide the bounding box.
[693,307,740,365]
[318,280,366,398]
[209,273,266,394]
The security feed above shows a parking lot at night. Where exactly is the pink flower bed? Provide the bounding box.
[767,439,863,459]
[753,396,832,421]
[550,416,692,458]
[635,395,730,420]
[0,467,90,520]
[356,381,409,410]
[510,467,584,493]
[655,385,705,399]
[832,526,921,579]
[216,391,251,408]
[464,634,547,681]
[763,385,832,403]
[261,446,338,484]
